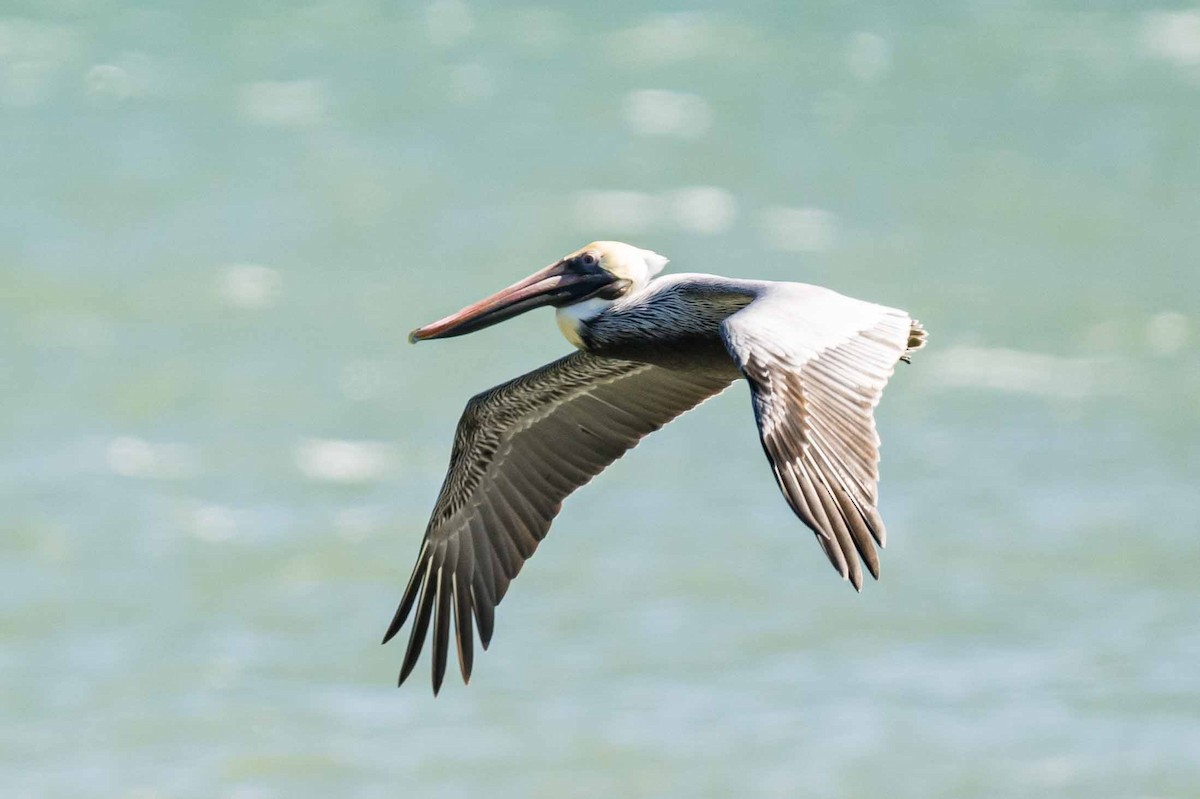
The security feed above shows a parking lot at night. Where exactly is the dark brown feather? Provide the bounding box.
[385,350,733,691]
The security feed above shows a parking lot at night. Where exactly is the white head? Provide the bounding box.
[575,241,668,289]
[407,240,668,348]
[552,241,668,346]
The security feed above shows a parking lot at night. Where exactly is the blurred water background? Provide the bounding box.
[4,2,1200,797]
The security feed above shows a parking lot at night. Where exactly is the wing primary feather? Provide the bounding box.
[520,435,584,490]
[866,506,887,548]
[431,566,451,695]
[791,465,835,542]
[806,415,877,501]
[453,572,474,683]
[496,472,554,541]
[827,470,882,574]
[472,539,500,608]
[499,461,559,526]
[382,540,429,644]
[805,454,863,590]
[795,464,849,579]
[398,557,437,686]
[804,431,882,579]
[471,579,495,649]
[470,514,520,578]
[834,482,880,580]
[487,482,540,556]
[774,463,826,540]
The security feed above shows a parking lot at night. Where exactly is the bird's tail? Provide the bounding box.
[900,319,927,364]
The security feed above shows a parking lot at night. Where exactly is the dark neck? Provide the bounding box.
[581,277,757,352]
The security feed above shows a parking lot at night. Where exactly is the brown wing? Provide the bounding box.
[721,284,926,590]
[383,351,733,693]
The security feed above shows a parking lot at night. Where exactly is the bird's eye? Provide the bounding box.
[579,252,598,267]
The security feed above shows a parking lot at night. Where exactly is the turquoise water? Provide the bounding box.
[4,3,1199,797]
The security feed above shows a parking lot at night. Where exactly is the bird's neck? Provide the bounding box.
[557,275,759,352]
[555,297,613,349]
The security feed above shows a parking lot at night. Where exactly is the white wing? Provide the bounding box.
[721,283,926,589]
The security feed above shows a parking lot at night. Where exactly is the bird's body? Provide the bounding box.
[386,242,926,693]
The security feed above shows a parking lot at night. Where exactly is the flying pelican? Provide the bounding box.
[384,241,926,693]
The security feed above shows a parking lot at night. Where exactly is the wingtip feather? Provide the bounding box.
[383,541,430,645]
[397,559,436,688]
[453,573,475,685]
[431,568,452,696]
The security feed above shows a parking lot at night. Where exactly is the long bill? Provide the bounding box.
[409,261,615,343]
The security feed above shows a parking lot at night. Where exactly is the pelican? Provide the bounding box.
[384,241,926,693]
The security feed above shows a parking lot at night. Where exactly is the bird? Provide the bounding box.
[383,241,926,694]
